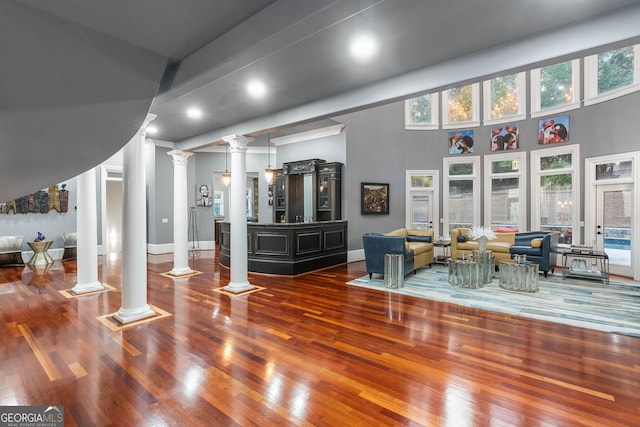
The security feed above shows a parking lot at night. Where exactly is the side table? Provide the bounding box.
[27,241,54,266]
[448,259,482,288]
[433,240,451,264]
[499,261,539,292]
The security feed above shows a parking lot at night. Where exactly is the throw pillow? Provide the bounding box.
[457,235,467,242]
[531,238,543,248]
[407,234,432,243]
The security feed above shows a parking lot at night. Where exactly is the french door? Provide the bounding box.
[585,152,639,279]
[595,184,632,277]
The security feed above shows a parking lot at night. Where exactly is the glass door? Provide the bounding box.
[596,183,632,277]
[409,192,433,230]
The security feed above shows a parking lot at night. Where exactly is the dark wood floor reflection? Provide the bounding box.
[1,251,638,426]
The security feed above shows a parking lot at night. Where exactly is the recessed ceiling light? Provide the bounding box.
[349,33,378,62]
[247,80,267,98]
[186,108,202,119]
[146,125,158,135]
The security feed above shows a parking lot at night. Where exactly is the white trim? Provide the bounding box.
[404,93,439,130]
[442,155,481,233]
[584,151,639,280]
[482,72,526,124]
[405,170,440,237]
[348,248,365,263]
[483,151,527,231]
[146,241,216,255]
[584,44,640,106]
[530,59,581,117]
[530,144,580,243]
[271,124,345,146]
[100,165,123,259]
[441,83,480,129]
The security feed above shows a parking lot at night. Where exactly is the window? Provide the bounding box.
[531,59,581,117]
[483,72,526,125]
[443,157,480,235]
[442,83,480,129]
[585,44,640,106]
[484,152,527,231]
[530,145,579,245]
[406,170,439,235]
[405,93,439,130]
[213,191,224,217]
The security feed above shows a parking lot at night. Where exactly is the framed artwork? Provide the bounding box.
[361,183,389,215]
[538,115,570,144]
[448,130,474,155]
[490,124,519,151]
[196,184,212,207]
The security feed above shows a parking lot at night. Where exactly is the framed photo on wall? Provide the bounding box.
[196,184,212,206]
[538,115,570,144]
[361,182,389,215]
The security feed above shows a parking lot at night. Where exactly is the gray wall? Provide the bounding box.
[338,89,640,251]
[2,89,638,254]
[0,180,77,252]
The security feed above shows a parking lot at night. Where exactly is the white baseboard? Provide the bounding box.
[147,241,216,255]
[348,249,365,263]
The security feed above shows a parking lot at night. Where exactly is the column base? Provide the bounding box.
[167,266,194,276]
[72,281,105,294]
[112,304,156,325]
[222,281,256,294]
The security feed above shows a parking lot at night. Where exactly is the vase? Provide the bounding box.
[478,236,488,252]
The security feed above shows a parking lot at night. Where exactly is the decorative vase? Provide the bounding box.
[478,236,488,252]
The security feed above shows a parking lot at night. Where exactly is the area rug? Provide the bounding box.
[347,267,640,337]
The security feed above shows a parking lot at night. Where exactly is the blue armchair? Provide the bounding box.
[362,233,415,279]
[509,231,559,277]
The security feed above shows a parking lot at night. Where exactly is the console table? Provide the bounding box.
[560,249,609,284]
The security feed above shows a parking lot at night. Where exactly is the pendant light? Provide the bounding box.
[264,134,275,184]
[222,143,231,186]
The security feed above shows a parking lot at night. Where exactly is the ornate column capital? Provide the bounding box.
[137,113,157,137]
[167,150,193,166]
[223,134,254,153]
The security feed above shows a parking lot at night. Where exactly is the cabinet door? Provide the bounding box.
[318,173,331,211]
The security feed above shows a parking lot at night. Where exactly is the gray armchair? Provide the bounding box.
[362,233,415,279]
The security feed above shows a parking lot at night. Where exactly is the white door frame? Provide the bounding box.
[585,152,640,280]
[100,165,123,256]
[405,170,439,236]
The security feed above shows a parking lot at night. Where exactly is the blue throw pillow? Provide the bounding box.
[407,234,431,243]
[457,235,467,242]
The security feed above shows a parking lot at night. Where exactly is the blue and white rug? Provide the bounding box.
[347,267,640,337]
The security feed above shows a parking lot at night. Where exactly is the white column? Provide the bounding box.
[167,150,194,276]
[72,167,104,294]
[222,134,255,293]
[113,114,156,324]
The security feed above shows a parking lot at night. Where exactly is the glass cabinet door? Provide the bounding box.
[318,173,331,210]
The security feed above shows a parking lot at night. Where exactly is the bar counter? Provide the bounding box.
[219,220,348,275]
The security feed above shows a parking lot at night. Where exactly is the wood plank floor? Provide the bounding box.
[1,251,639,426]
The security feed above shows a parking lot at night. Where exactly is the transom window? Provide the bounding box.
[441,83,480,129]
[585,44,640,105]
[483,72,526,125]
[530,59,581,118]
[405,93,439,130]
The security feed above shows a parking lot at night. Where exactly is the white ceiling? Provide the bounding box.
[3,0,640,201]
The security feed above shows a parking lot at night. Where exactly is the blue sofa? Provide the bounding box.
[509,231,559,277]
[362,229,434,279]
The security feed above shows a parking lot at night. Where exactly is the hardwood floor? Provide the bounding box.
[1,251,639,426]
